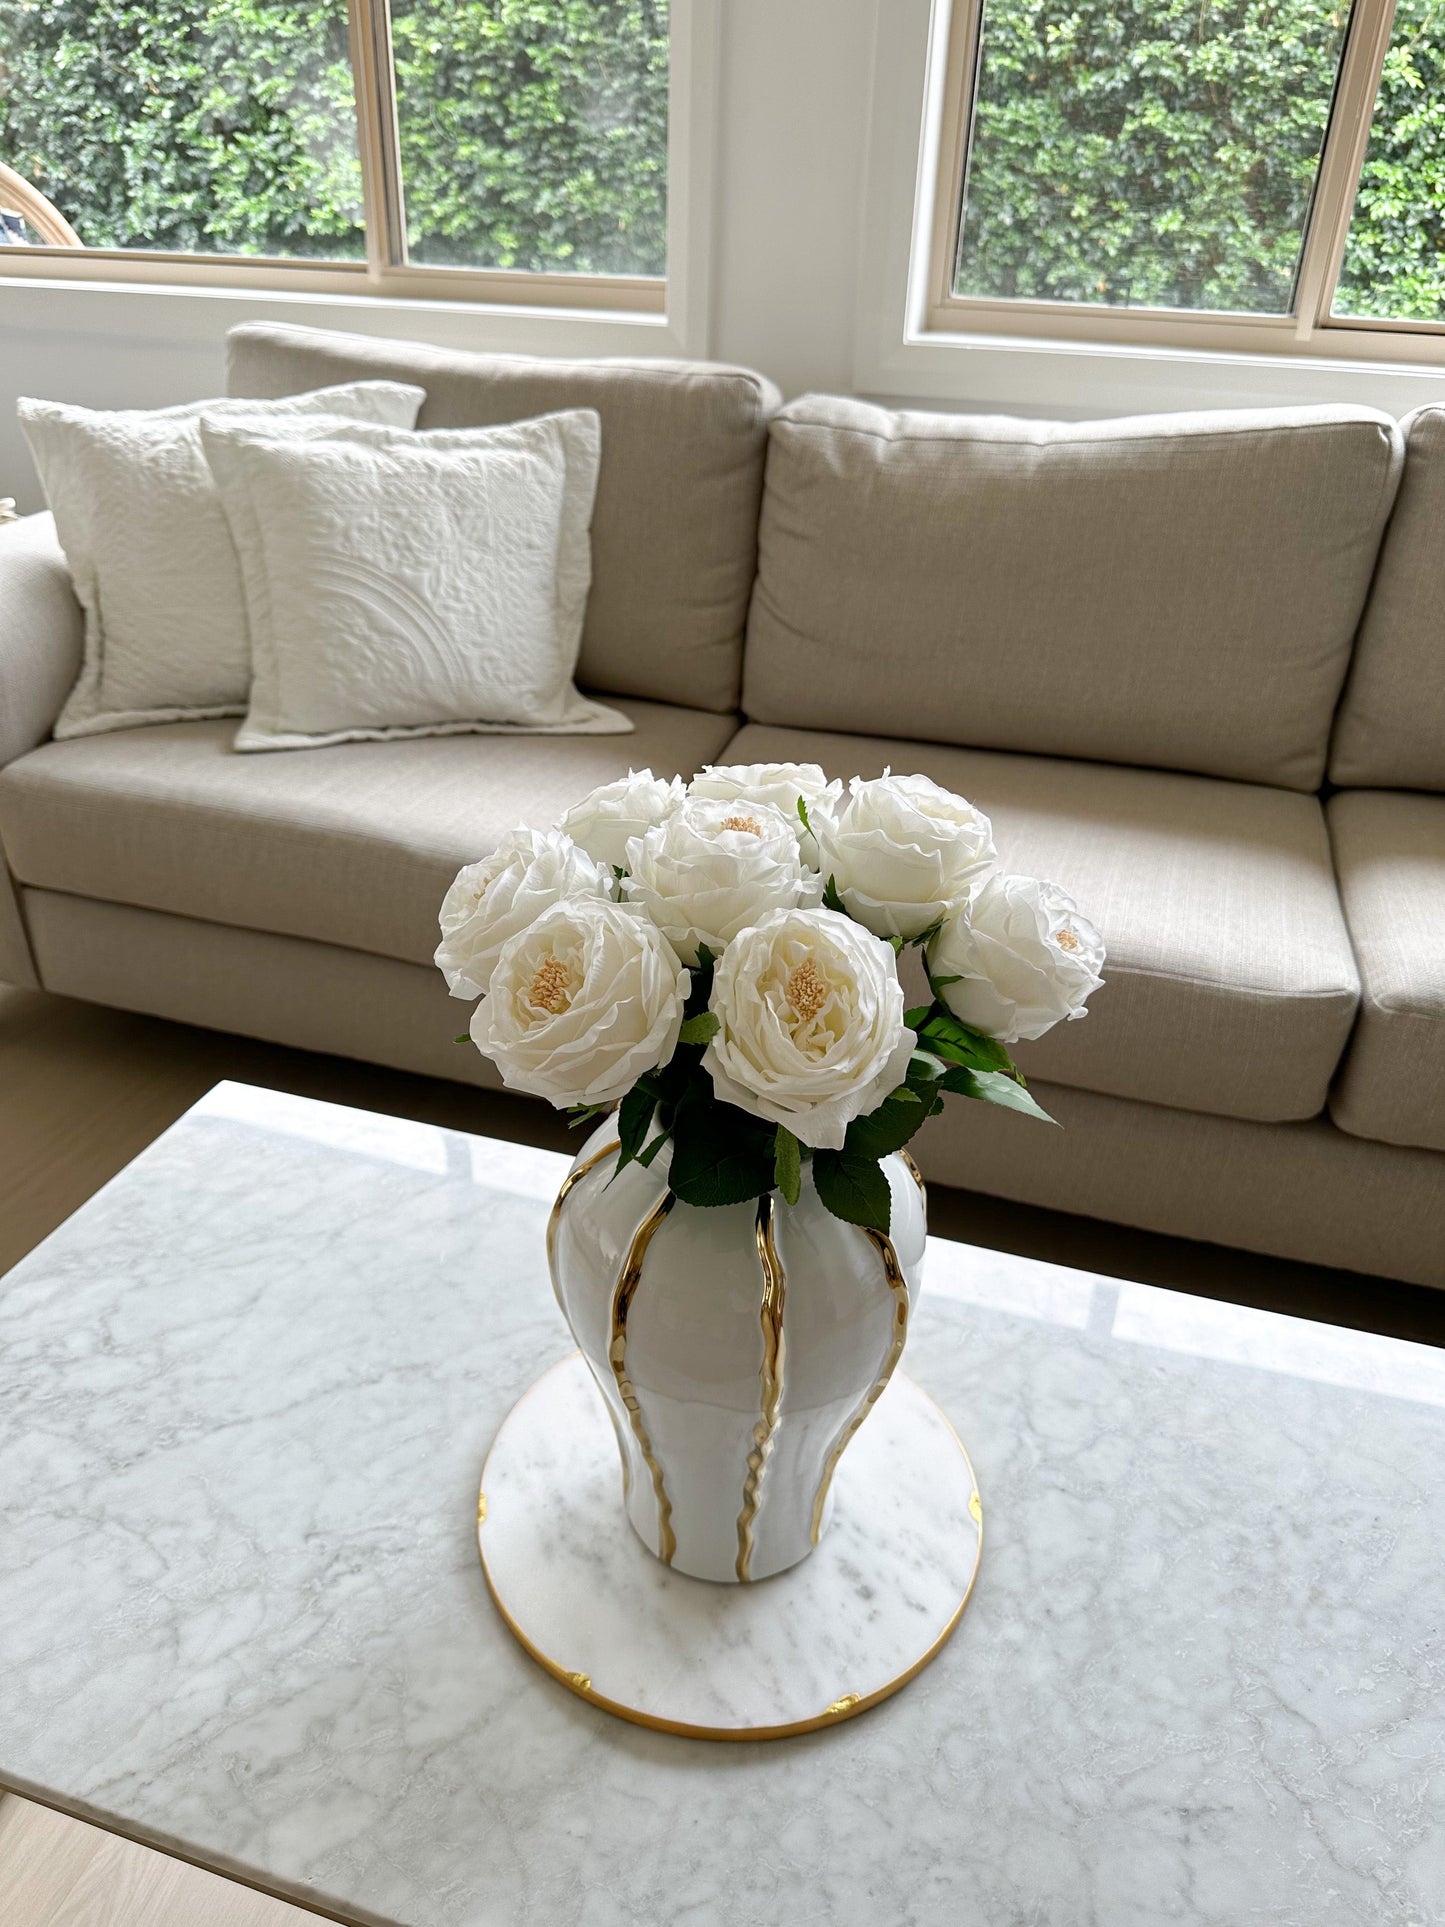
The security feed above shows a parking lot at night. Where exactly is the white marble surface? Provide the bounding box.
[481,1357,979,1733]
[2,1081,1444,1926]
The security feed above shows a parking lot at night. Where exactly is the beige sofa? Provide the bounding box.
[1,323,1441,1287]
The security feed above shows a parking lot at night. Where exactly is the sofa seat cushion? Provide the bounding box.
[1327,791,1445,1153]
[722,725,1359,1122]
[0,704,741,971]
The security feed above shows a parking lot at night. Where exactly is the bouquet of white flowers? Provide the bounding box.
[437,763,1105,1233]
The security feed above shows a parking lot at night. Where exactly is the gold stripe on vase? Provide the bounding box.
[808,1226,911,1546]
[901,1148,926,1201]
[547,1137,633,1493]
[545,1139,622,1290]
[610,1193,679,1566]
[734,1195,788,1583]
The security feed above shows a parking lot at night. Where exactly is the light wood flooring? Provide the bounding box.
[0,1796,319,1926]
[2,980,1440,1925]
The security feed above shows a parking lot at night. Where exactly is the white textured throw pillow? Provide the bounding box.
[19,381,426,738]
[200,409,630,751]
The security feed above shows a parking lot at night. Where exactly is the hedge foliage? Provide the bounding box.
[0,0,668,275]
[1335,0,1445,318]
[0,0,1440,314]
[957,0,1445,319]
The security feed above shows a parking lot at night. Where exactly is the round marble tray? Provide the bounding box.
[477,1353,983,1740]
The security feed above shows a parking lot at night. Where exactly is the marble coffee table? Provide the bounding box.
[2,1083,1442,1927]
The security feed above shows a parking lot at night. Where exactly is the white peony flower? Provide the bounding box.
[557,768,686,871]
[688,761,842,865]
[927,875,1105,1043]
[469,897,688,1108]
[703,907,915,1150]
[622,795,823,966]
[813,772,997,941]
[435,828,610,1001]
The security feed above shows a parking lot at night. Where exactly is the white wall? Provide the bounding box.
[709,0,876,400]
[4,0,1445,512]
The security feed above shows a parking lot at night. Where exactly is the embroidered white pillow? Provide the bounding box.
[199,409,630,751]
[19,381,426,739]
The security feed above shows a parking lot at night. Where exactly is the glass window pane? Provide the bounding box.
[390,0,668,276]
[1333,0,1445,319]
[0,1,364,260]
[953,0,1353,314]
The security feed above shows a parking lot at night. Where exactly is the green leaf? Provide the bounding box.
[668,1085,776,1208]
[773,1126,802,1206]
[844,1087,933,1159]
[812,1150,892,1231]
[615,1082,655,1170]
[886,934,905,955]
[941,1066,1058,1125]
[919,1009,1016,1075]
[908,1048,950,1086]
[670,1137,775,1208]
[930,973,963,988]
[684,947,716,1019]
[677,1011,721,1046]
[454,1033,471,1045]
[637,1131,669,1168]
[796,795,812,834]
[904,1003,936,1030]
[822,874,848,916]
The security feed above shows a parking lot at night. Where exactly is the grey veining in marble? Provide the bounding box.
[2,1081,1444,1927]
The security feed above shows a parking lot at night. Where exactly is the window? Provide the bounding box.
[928,0,1445,357]
[1334,0,1445,320]
[0,0,669,308]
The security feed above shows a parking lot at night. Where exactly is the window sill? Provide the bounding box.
[0,268,685,360]
[856,317,1445,422]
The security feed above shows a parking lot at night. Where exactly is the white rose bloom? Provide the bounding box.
[622,795,823,965]
[558,768,686,872]
[704,907,915,1150]
[927,875,1106,1043]
[470,897,688,1108]
[813,772,997,940]
[435,828,610,1001]
[688,761,842,864]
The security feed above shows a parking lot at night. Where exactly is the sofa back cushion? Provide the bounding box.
[226,322,779,714]
[742,396,1403,789]
[1330,404,1445,791]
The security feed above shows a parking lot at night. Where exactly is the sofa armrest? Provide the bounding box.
[0,512,83,768]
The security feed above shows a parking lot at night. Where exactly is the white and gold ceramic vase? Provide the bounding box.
[547,1119,928,1584]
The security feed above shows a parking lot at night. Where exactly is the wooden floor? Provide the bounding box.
[2,979,1441,1925]
[0,1796,316,1926]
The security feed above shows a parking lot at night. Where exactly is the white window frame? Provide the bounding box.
[854,0,1445,414]
[0,0,714,339]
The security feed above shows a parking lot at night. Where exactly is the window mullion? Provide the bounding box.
[1292,0,1398,337]
[346,0,408,275]
[927,0,987,316]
